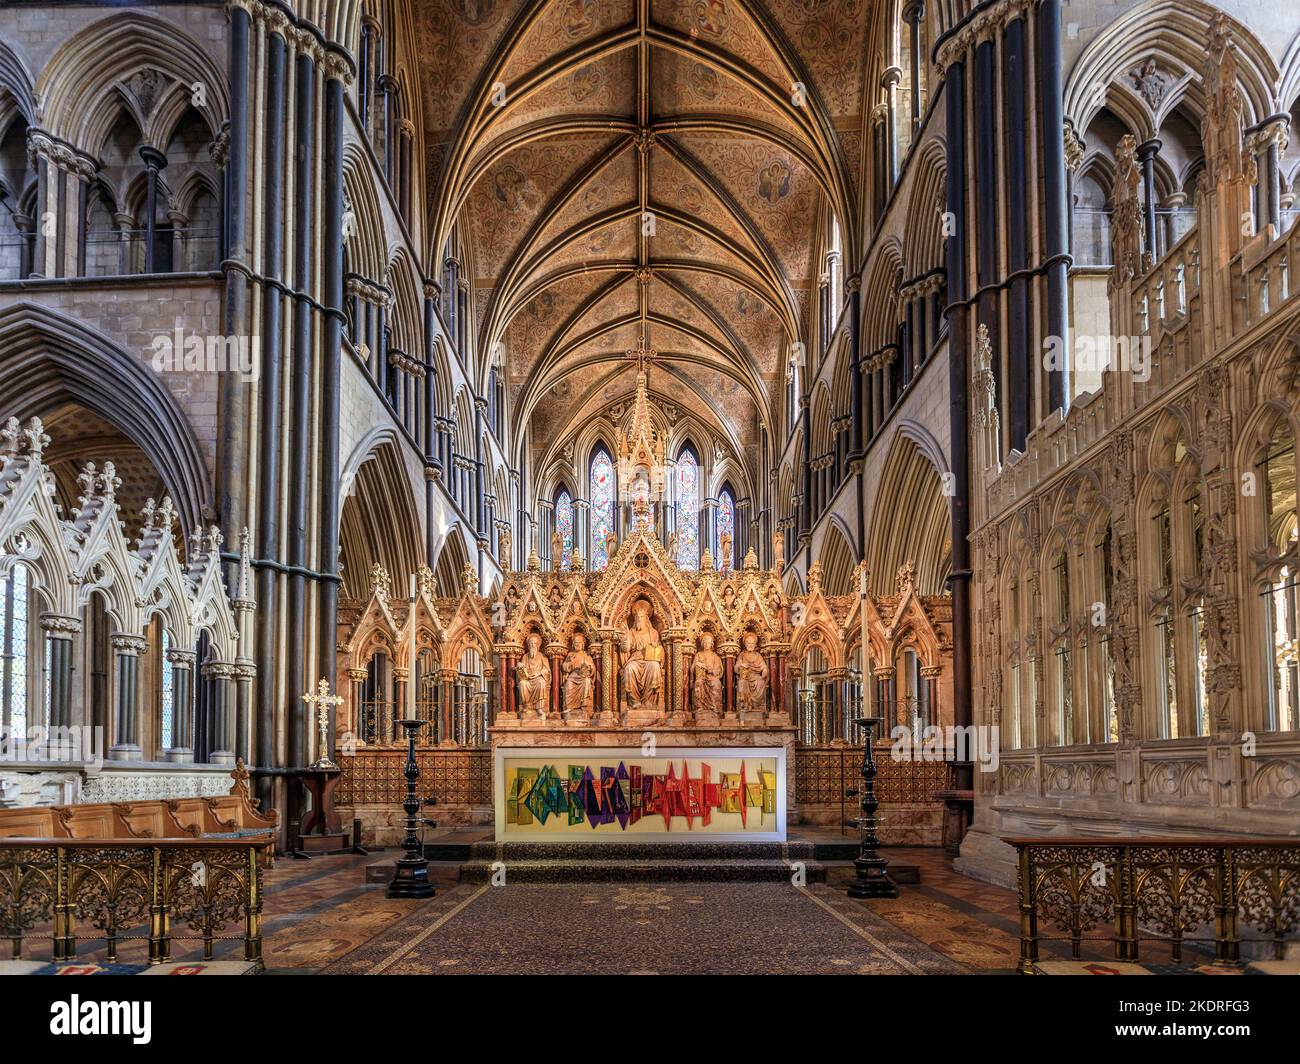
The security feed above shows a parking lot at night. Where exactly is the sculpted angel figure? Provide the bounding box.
[620,598,664,713]
[736,631,769,716]
[561,632,595,718]
[692,632,724,717]
[516,633,550,718]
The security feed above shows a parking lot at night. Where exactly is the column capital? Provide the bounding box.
[111,634,148,656]
[40,614,81,638]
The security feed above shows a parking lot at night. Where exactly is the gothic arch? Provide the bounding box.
[338,433,423,600]
[37,13,229,153]
[0,302,211,528]
[865,425,951,597]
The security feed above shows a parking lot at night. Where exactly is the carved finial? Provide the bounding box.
[370,562,391,601]
[100,462,121,497]
[808,558,822,594]
[203,525,223,556]
[0,417,19,454]
[896,560,916,596]
[527,538,541,571]
[416,563,435,599]
[77,462,98,505]
[743,546,758,570]
[772,529,785,574]
[462,562,477,595]
[571,548,585,572]
[141,497,159,529]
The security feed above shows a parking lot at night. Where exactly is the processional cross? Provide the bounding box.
[304,678,344,770]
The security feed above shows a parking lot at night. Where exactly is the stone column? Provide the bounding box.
[494,644,520,727]
[1248,116,1289,235]
[679,638,695,724]
[348,667,369,744]
[596,629,618,726]
[665,629,687,725]
[875,665,896,729]
[40,616,80,735]
[1136,139,1162,262]
[165,649,196,763]
[720,640,739,724]
[921,665,942,728]
[905,1,924,130]
[766,641,791,725]
[546,642,565,723]
[882,66,902,186]
[206,662,236,765]
[109,634,147,761]
[138,145,168,273]
[439,667,458,745]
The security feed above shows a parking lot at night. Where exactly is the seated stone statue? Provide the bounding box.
[516,633,550,718]
[561,632,595,719]
[736,631,769,717]
[621,598,663,714]
[692,632,723,718]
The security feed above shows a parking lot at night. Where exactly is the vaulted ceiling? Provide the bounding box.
[415,0,871,478]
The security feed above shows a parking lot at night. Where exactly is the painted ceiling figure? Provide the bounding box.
[621,598,664,714]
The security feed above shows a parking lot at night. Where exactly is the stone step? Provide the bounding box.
[458,858,827,884]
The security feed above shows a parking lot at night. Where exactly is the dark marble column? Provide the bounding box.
[256,21,287,782]
[109,635,146,761]
[138,146,168,274]
[165,649,196,763]
[1040,0,1071,412]
[1137,139,1161,261]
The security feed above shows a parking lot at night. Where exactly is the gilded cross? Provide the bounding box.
[303,677,344,770]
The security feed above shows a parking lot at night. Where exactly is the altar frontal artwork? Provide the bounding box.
[500,753,781,838]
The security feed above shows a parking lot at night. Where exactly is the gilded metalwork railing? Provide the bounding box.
[0,838,269,967]
[1007,837,1300,973]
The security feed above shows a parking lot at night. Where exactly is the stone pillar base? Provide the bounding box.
[764,712,792,727]
[494,712,521,728]
[108,744,142,762]
[665,711,692,727]
[163,747,194,764]
[209,750,236,766]
[693,711,720,727]
[626,708,664,728]
[721,713,740,726]
[563,714,590,728]
[738,713,766,727]
[593,710,617,727]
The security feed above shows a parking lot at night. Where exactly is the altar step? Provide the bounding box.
[457,840,829,883]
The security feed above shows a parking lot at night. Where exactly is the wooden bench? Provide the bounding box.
[0,760,277,842]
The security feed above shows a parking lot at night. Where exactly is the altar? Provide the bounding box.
[334,369,956,848]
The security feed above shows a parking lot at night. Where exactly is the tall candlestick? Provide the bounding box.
[859,567,868,697]
[408,573,418,721]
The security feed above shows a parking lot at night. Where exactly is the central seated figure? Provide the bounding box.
[620,597,663,718]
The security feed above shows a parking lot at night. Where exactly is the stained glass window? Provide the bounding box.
[160,627,175,750]
[676,448,699,570]
[2,565,29,733]
[590,449,615,570]
[718,487,735,570]
[555,489,573,567]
